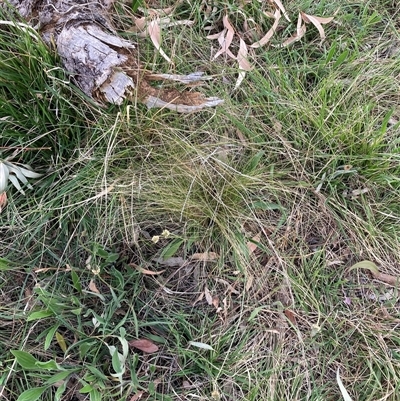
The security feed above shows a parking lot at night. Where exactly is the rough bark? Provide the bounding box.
[6,0,223,112]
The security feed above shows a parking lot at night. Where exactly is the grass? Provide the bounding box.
[1,0,400,400]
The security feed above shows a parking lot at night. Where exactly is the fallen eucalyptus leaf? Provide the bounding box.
[336,369,353,401]
[129,339,159,354]
[251,9,281,48]
[148,18,171,63]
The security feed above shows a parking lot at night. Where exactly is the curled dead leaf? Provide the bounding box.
[235,38,252,90]
[301,12,334,41]
[204,286,213,305]
[0,192,7,213]
[281,13,306,47]
[284,309,297,325]
[88,279,100,294]
[237,39,252,72]
[212,296,219,309]
[210,15,236,60]
[129,339,159,354]
[251,9,281,48]
[148,18,171,63]
[273,0,291,22]
[129,391,145,401]
[130,263,166,275]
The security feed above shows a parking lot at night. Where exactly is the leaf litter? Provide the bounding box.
[129,338,159,354]
[205,1,335,87]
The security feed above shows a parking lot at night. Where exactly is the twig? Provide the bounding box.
[0,146,51,151]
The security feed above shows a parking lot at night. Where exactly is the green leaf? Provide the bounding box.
[111,347,122,374]
[27,310,54,321]
[79,383,94,394]
[111,267,125,289]
[56,332,67,353]
[79,341,96,359]
[132,0,142,13]
[35,360,61,370]
[46,370,75,385]
[86,365,108,381]
[11,350,39,370]
[70,308,82,316]
[93,245,109,259]
[71,270,82,293]
[248,306,269,323]
[379,108,394,134]
[16,386,47,401]
[90,388,102,401]
[244,150,264,173]
[324,42,337,65]
[333,50,349,69]
[145,334,168,345]
[348,260,379,275]
[106,252,119,263]
[161,238,184,260]
[54,380,68,401]
[0,257,14,270]
[44,324,59,351]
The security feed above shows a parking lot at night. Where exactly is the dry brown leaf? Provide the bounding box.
[281,13,306,47]
[129,339,159,354]
[284,309,297,325]
[192,291,204,306]
[273,0,291,22]
[372,271,399,286]
[133,17,147,31]
[264,11,276,19]
[88,279,100,294]
[215,278,240,295]
[247,233,261,254]
[301,13,335,24]
[212,296,219,309]
[129,391,145,401]
[251,9,281,48]
[237,39,252,71]
[148,18,171,63]
[213,15,236,59]
[206,31,222,40]
[245,274,254,292]
[132,15,193,38]
[191,252,219,261]
[204,286,213,305]
[235,38,251,90]
[0,192,7,213]
[301,12,334,41]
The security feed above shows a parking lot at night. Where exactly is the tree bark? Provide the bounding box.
[6,0,223,112]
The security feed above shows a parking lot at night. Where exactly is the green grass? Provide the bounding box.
[1,0,400,400]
